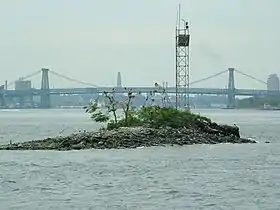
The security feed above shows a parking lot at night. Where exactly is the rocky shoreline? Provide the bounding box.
[0,123,256,151]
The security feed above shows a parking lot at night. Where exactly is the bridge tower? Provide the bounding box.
[227,68,236,108]
[40,68,50,108]
[0,85,6,108]
[175,4,190,109]
[117,72,122,88]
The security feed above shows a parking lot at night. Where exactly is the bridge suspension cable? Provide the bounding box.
[235,69,267,85]
[190,70,228,85]
[49,71,99,87]
[7,70,41,87]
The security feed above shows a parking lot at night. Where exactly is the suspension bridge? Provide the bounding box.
[0,67,274,109]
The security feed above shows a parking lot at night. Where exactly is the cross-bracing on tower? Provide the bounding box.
[175,4,190,110]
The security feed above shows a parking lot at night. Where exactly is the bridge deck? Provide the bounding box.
[1,87,277,97]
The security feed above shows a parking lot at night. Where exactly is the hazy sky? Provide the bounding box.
[0,0,279,89]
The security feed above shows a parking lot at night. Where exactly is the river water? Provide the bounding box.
[0,109,280,210]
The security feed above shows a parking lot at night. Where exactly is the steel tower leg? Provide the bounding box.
[40,68,50,108]
[227,68,236,108]
[175,5,190,110]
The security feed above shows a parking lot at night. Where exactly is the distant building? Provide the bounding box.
[117,72,122,88]
[15,80,32,90]
[267,74,279,91]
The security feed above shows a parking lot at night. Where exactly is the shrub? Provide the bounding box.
[85,87,211,130]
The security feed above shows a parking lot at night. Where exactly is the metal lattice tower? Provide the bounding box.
[41,68,50,108]
[175,4,190,109]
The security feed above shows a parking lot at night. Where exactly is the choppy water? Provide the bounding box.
[0,109,280,210]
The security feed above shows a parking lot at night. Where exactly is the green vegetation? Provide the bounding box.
[237,95,280,108]
[84,89,211,130]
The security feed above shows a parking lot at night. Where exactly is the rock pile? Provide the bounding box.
[0,123,256,151]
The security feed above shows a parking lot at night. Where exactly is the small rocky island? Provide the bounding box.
[0,124,256,151]
[0,95,256,151]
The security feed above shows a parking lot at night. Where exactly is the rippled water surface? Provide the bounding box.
[0,109,280,210]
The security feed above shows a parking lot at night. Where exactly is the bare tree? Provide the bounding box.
[85,84,172,125]
[103,90,118,123]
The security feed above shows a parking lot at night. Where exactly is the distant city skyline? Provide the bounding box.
[0,0,279,89]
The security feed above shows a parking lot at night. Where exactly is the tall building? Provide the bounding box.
[267,74,279,91]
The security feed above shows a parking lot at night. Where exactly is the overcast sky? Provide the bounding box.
[0,0,279,89]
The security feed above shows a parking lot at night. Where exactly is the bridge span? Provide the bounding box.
[1,87,275,97]
[0,67,274,108]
